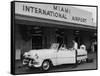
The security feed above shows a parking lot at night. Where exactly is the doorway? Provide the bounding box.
[32,36,42,49]
[56,28,64,44]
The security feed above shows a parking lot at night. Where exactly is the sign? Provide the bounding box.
[15,2,93,26]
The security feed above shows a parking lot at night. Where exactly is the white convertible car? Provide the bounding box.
[23,43,87,71]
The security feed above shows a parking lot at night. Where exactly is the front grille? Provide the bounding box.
[24,57,34,61]
[23,59,28,64]
[23,58,34,64]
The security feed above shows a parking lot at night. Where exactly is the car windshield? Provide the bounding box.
[50,43,59,50]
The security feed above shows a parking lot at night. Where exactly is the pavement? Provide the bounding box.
[14,52,97,74]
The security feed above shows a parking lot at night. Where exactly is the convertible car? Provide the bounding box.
[22,43,87,71]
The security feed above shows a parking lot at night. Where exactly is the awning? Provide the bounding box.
[15,14,97,31]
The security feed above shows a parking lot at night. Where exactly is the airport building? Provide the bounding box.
[14,2,97,60]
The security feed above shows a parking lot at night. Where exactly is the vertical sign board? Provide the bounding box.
[15,2,93,26]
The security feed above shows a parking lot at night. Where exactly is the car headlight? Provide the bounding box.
[23,52,28,56]
[23,52,31,58]
[35,53,39,59]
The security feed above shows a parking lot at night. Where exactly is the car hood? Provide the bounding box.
[24,49,56,58]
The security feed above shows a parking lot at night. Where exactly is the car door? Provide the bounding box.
[56,48,76,65]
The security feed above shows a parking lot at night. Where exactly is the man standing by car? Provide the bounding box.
[73,40,78,50]
[72,40,78,67]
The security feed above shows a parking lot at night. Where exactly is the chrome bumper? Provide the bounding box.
[23,58,39,67]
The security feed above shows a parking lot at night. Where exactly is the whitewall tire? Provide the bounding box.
[41,60,51,71]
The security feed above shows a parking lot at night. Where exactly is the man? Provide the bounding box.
[73,40,78,50]
[72,40,78,67]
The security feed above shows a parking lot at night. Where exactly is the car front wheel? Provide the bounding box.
[41,60,51,71]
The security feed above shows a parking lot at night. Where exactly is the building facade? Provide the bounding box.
[14,2,97,60]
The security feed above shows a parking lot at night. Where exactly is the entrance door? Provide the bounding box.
[32,36,42,49]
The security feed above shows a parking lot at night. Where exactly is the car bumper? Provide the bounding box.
[77,54,87,61]
[23,58,42,68]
